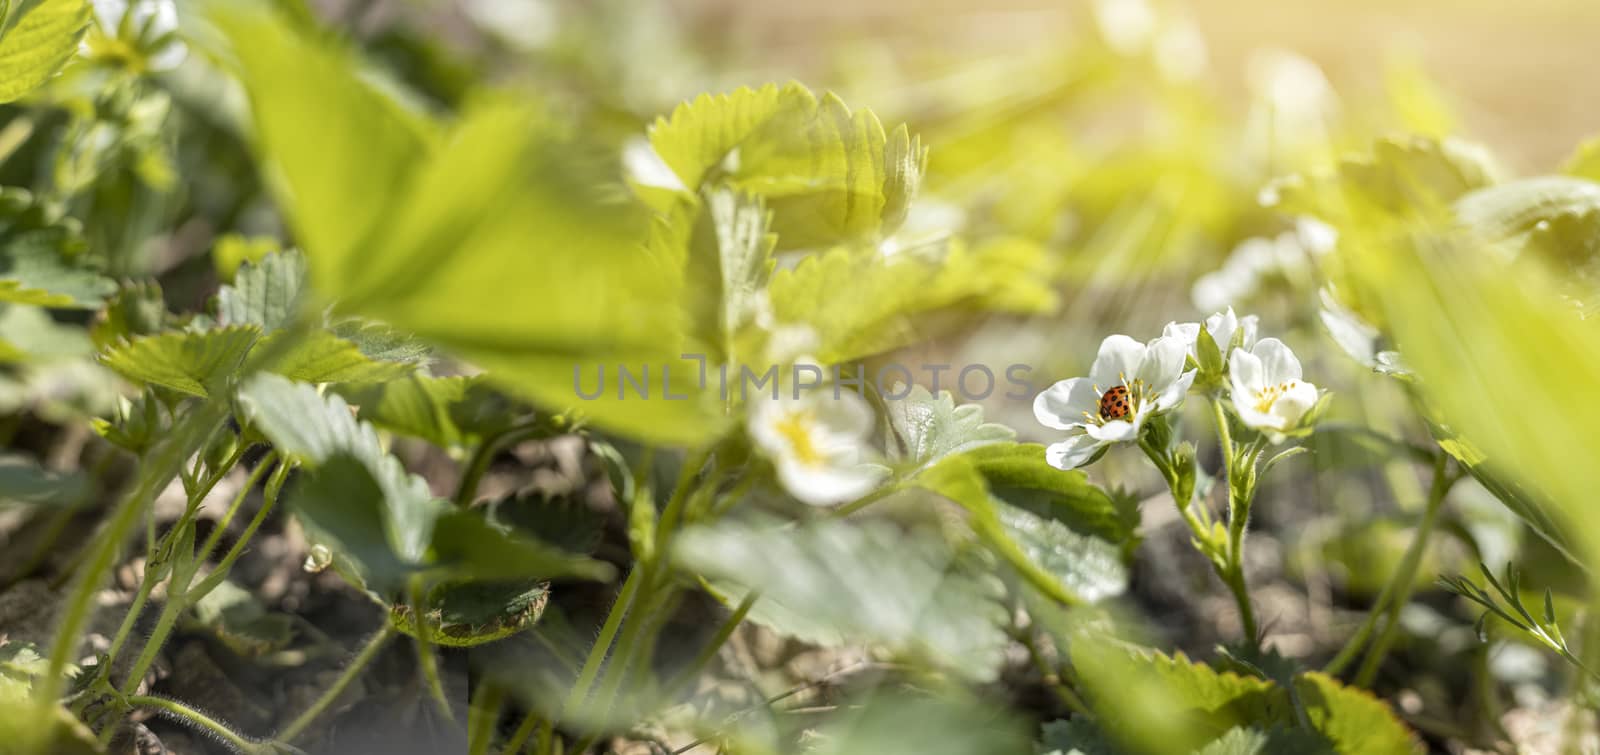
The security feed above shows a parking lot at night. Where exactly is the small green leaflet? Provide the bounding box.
[240,375,612,596]
[883,383,1015,469]
[0,0,90,103]
[1069,638,1421,754]
[216,249,310,333]
[647,82,928,248]
[100,325,261,397]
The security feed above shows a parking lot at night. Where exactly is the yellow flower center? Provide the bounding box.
[773,409,823,466]
[1252,381,1302,414]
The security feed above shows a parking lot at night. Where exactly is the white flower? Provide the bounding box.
[1163,307,1259,361]
[1191,231,1316,311]
[749,390,885,506]
[1228,339,1320,435]
[1034,334,1195,469]
[90,0,187,71]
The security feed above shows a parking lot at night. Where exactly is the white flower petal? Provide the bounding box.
[1163,321,1199,345]
[1046,434,1106,470]
[1204,308,1239,350]
[1270,381,1319,428]
[1085,419,1139,442]
[1089,335,1145,388]
[1232,393,1283,431]
[1252,338,1303,384]
[1137,335,1186,389]
[777,460,886,506]
[1156,369,1197,411]
[1034,378,1100,430]
[1229,347,1265,396]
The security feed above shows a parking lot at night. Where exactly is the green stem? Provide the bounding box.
[126,694,277,754]
[454,421,549,507]
[37,401,226,704]
[500,711,541,755]
[467,682,506,755]
[409,575,454,719]
[104,454,276,675]
[1212,397,1260,644]
[562,566,642,718]
[1348,455,1454,686]
[278,624,397,742]
[1324,454,1450,677]
[663,592,757,699]
[194,451,277,567]
[188,459,291,602]
[655,448,711,553]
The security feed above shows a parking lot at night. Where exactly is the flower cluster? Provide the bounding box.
[1035,308,1324,469]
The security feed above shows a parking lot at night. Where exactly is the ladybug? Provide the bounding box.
[1098,385,1131,420]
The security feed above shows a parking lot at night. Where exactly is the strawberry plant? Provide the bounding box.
[1,1,1598,754]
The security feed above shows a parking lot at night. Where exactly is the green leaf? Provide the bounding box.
[1264,135,1500,224]
[215,249,309,333]
[217,7,721,444]
[649,83,927,248]
[1037,718,1120,755]
[808,693,1030,755]
[1293,673,1421,755]
[485,492,606,555]
[389,579,549,648]
[883,383,1015,469]
[0,0,90,103]
[675,517,1009,682]
[99,326,261,397]
[959,443,1139,548]
[648,84,791,197]
[767,239,1055,364]
[0,702,101,754]
[212,3,434,282]
[189,579,296,658]
[238,374,436,567]
[1194,726,1333,755]
[291,453,425,592]
[915,451,1131,604]
[91,281,166,349]
[1069,639,1420,755]
[1069,640,1291,753]
[1562,134,1600,184]
[0,453,86,507]
[264,329,418,385]
[430,507,614,583]
[1345,217,1600,563]
[673,188,775,364]
[335,374,517,448]
[0,641,48,702]
[0,211,112,308]
[0,304,93,363]
[245,375,611,595]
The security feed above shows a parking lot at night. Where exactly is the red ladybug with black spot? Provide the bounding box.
[1098,385,1131,420]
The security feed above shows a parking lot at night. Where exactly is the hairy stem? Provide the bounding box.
[562,566,642,718]
[188,459,291,602]
[38,401,226,703]
[454,421,550,507]
[664,592,757,700]
[126,694,279,754]
[409,575,454,719]
[278,624,397,742]
[1212,397,1259,644]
